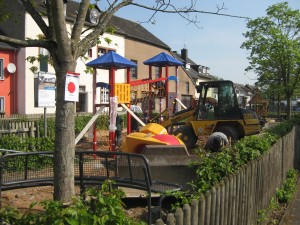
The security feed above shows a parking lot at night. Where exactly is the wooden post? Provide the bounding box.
[198,195,205,225]
[166,213,176,225]
[175,208,183,225]
[191,199,198,225]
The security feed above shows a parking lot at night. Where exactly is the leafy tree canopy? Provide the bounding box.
[241,2,300,117]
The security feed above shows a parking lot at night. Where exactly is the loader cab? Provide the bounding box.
[196,81,241,120]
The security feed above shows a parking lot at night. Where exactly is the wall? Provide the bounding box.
[125,39,194,113]
[20,14,125,114]
[0,49,18,115]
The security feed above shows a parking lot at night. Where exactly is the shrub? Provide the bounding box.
[276,169,298,204]
[0,180,146,225]
[0,136,54,152]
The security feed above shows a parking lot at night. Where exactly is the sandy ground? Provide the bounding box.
[0,131,148,222]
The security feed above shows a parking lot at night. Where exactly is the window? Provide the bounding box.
[185,82,190,94]
[0,97,4,113]
[155,67,160,78]
[130,60,138,79]
[181,95,192,108]
[97,48,116,57]
[0,59,3,80]
[39,48,49,72]
[98,48,106,57]
[79,86,86,92]
[88,49,92,58]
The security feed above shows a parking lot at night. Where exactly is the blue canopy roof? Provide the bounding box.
[86,51,137,69]
[143,52,183,66]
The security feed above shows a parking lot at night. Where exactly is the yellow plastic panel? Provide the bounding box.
[115,84,130,103]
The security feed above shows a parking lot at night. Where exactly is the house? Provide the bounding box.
[172,48,214,102]
[0,28,19,116]
[0,0,211,116]
[234,83,257,108]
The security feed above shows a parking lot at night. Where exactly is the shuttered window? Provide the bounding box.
[0,59,3,80]
[0,97,4,112]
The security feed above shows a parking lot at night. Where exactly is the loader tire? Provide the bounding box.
[215,126,239,142]
[173,125,198,149]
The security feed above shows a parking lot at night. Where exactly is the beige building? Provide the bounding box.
[109,16,213,115]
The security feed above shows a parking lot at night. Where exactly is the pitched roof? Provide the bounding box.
[172,50,213,84]
[31,0,170,50]
[248,93,268,104]
[234,83,254,95]
[109,16,170,50]
[143,52,183,66]
[86,51,137,69]
[0,28,19,50]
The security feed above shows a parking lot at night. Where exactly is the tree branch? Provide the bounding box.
[71,0,91,56]
[77,0,132,57]
[50,0,71,60]
[0,35,55,48]
[19,0,51,39]
[130,1,250,21]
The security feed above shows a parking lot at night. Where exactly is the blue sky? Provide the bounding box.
[112,0,300,85]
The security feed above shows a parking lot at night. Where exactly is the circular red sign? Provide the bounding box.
[68,82,76,93]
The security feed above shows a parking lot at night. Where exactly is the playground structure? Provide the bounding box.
[75,51,184,152]
[249,93,269,120]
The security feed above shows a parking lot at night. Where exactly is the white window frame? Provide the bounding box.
[0,97,4,112]
[130,59,138,79]
[0,59,4,80]
[185,82,190,94]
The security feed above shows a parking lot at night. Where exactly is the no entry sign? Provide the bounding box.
[65,72,80,102]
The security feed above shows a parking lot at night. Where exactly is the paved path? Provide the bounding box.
[280,179,300,225]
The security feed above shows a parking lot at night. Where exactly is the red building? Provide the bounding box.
[0,30,18,116]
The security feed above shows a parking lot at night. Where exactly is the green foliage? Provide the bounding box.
[192,149,236,194]
[0,136,54,152]
[0,180,145,225]
[241,2,300,117]
[0,136,54,171]
[276,169,298,204]
[257,169,298,224]
[233,133,277,164]
[190,118,297,199]
[37,117,56,138]
[191,132,277,195]
[0,1,11,23]
[75,115,93,134]
[257,197,280,224]
[265,120,294,138]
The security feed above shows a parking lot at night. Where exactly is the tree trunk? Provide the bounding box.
[53,66,76,202]
[277,98,281,120]
[286,98,291,119]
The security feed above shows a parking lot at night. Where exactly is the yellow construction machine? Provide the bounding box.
[157,80,261,148]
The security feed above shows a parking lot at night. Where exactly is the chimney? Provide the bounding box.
[181,48,188,62]
[63,0,69,16]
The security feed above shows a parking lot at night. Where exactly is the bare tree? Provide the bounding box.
[0,0,246,203]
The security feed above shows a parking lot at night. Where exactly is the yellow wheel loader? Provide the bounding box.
[161,80,261,148]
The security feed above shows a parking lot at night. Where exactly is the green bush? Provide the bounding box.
[276,169,298,203]
[38,117,56,138]
[0,136,54,152]
[190,117,298,198]
[0,136,54,171]
[0,180,145,225]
